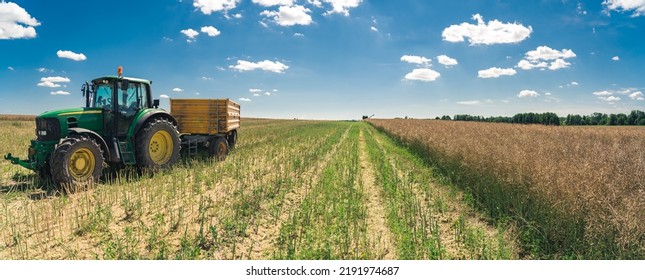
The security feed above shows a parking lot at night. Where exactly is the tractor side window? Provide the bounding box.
[139,84,149,108]
[118,82,140,114]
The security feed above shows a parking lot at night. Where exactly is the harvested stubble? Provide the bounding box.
[369,119,645,259]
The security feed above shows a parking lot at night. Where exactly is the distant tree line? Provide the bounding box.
[438,112,561,126]
[435,110,645,126]
[564,110,645,125]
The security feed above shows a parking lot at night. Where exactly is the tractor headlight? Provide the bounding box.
[37,130,47,136]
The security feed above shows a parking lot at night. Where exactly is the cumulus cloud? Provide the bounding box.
[193,0,240,15]
[160,94,170,99]
[437,55,458,67]
[181,28,199,42]
[457,100,480,105]
[0,2,40,39]
[249,88,263,92]
[294,32,304,37]
[478,67,517,78]
[370,26,378,32]
[518,90,540,98]
[571,81,579,86]
[202,76,213,80]
[442,14,532,45]
[239,97,252,102]
[50,90,70,95]
[612,56,620,61]
[321,0,363,16]
[264,91,272,96]
[260,5,313,26]
[517,46,576,71]
[57,50,87,61]
[38,76,71,88]
[629,91,644,100]
[598,96,621,102]
[252,0,294,6]
[603,0,645,16]
[230,59,289,73]
[201,26,221,37]
[173,88,184,92]
[8,66,14,71]
[593,90,613,96]
[404,68,441,82]
[400,55,431,66]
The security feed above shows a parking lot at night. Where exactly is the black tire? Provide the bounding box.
[49,136,104,188]
[209,136,229,161]
[227,130,237,150]
[135,118,181,170]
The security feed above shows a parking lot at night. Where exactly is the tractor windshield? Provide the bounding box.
[93,83,114,109]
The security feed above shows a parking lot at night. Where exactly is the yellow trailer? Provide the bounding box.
[170,98,240,160]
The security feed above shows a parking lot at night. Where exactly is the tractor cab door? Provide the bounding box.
[116,81,148,137]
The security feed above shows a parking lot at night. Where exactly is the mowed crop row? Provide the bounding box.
[0,119,516,259]
[369,119,645,259]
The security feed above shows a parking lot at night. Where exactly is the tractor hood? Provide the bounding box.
[39,107,103,119]
[37,107,104,136]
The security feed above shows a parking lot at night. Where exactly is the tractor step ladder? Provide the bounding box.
[118,141,136,164]
[187,138,199,156]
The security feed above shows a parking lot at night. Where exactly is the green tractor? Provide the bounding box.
[5,68,195,186]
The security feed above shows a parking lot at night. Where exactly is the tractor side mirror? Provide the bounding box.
[120,79,129,91]
[153,99,160,108]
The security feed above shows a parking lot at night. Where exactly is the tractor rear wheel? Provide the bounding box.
[135,118,180,170]
[49,136,104,188]
[209,136,229,161]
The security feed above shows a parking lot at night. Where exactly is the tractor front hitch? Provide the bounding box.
[4,153,38,171]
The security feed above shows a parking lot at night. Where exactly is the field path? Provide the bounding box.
[357,129,396,259]
[238,125,352,259]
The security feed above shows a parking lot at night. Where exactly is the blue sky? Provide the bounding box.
[1,0,645,120]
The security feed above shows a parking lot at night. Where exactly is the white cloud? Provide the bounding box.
[400,55,431,65]
[37,76,71,88]
[320,0,363,16]
[264,91,272,96]
[193,0,240,15]
[457,100,480,105]
[525,46,576,62]
[436,55,458,67]
[518,46,576,71]
[518,90,540,98]
[230,59,289,73]
[232,13,243,18]
[478,67,516,78]
[370,26,378,32]
[181,28,199,42]
[173,88,184,92]
[252,0,294,6]
[249,88,263,92]
[545,92,552,96]
[8,66,14,71]
[160,94,170,99]
[442,14,532,45]
[259,21,269,28]
[195,92,201,95]
[253,93,261,97]
[272,89,278,92]
[57,50,87,61]
[603,0,645,16]
[239,97,252,102]
[593,90,613,96]
[0,2,40,39]
[571,81,579,86]
[517,59,548,70]
[612,56,620,61]
[294,32,304,37]
[404,68,441,82]
[598,96,621,102]
[629,91,644,100]
[308,0,323,7]
[38,67,53,73]
[201,26,221,37]
[548,59,571,70]
[50,90,70,95]
[202,76,213,80]
[260,5,313,26]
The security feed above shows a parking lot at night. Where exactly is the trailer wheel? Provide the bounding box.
[49,136,104,188]
[209,137,229,161]
[227,130,237,150]
[135,118,180,170]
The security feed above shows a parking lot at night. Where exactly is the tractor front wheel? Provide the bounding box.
[49,136,105,188]
[135,118,180,170]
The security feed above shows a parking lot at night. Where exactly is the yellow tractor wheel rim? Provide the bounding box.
[69,147,95,180]
[149,130,173,164]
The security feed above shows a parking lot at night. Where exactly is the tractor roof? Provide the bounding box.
[92,76,152,85]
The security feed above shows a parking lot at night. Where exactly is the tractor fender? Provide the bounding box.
[133,111,178,135]
[67,127,111,161]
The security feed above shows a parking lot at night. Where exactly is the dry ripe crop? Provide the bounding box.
[1,118,517,259]
[369,119,645,259]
